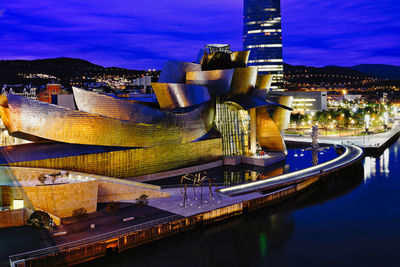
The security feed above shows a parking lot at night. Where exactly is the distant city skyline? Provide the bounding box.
[0,0,399,69]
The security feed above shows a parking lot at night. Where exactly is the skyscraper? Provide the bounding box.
[243,0,283,90]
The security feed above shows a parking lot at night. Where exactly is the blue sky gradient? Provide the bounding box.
[0,0,399,69]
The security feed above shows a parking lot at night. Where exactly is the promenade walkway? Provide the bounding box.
[146,145,363,215]
[7,145,364,267]
[218,145,363,196]
[285,121,400,148]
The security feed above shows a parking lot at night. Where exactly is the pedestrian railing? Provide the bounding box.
[9,214,182,264]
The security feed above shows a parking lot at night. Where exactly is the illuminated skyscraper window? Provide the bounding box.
[243,0,283,90]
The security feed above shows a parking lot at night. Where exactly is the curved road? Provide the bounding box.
[218,145,364,196]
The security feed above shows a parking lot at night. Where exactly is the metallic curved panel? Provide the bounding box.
[255,74,273,90]
[256,107,287,154]
[203,52,233,70]
[152,83,211,109]
[186,69,234,96]
[226,95,293,111]
[229,67,258,95]
[230,51,250,67]
[195,49,208,65]
[73,87,159,123]
[268,96,293,134]
[158,61,202,83]
[2,94,216,147]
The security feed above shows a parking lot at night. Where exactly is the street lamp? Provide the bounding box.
[365,114,370,133]
[384,112,389,129]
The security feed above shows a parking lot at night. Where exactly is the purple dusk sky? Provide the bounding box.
[0,0,399,69]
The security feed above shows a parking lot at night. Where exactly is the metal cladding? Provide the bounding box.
[3,139,222,178]
[195,49,208,65]
[73,86,211,124]
[256,74,274,90]
[158,61,202,83]
[152,83,211,109]
[186,69,234,96]
[229,67,258,95]
[0,46,293,178]
[1,94,215,147]
[256,107,287,154]
[268,96,294,134]
[226,95,292,111]
[73,87,156,122]
[230,51,250,67]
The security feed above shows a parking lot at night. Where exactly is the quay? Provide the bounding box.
[285,120,400,154]
[8,145,363,267]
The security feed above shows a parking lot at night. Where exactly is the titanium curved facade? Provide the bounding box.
[0,45,292,179]
[0,94,215,147]
[256,107,287,153]
[229,67,258,95]
[152,83,210,109]
[186,69,234,96]
[158,61,202,83]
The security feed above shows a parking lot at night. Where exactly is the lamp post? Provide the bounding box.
[365,114,370,133]
[384,112,389,129]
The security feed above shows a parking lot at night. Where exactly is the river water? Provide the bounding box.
[82,139,400,266]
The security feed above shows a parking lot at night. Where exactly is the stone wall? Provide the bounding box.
[97,180,169,203]
[0,208,30,228]
[1,180,98,218]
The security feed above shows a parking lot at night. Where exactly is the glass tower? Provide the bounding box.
[243,0,283,90]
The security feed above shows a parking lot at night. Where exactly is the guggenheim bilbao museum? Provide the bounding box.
[0,46,292,179]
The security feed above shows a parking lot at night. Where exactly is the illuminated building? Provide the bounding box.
[270,91,327,112]
[243,0,283,90]
[132,76,153,94]
[0,47,291,179]
[37,84,69,103]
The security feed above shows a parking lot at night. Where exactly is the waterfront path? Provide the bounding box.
[145,145,363,215]
[218,145,363,196]
[7,145,364,267]
[285,120,400,148]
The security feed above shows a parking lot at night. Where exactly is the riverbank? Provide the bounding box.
[8,145,364,267]
[285,120,400,155]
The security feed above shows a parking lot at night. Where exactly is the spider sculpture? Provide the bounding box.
[180,171,219,207]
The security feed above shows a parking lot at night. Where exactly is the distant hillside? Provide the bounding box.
[350,64,400,80]
[0,57,154,84]
[284,63,374,79]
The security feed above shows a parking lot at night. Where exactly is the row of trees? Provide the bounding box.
[291,104,391,132]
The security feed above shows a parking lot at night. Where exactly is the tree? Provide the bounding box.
[73,207,88,220]
[106,202,120,222]
[38,174,46,184]
[72,208,88,232]
[290,113,305,129]
[28,210,53,230]
[136,194,149,205]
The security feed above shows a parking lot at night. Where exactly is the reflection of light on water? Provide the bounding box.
[364,149,390,183]
[364,157,376,183]
[379,149,390,177]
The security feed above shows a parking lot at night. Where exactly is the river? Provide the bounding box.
[81,139,400,267]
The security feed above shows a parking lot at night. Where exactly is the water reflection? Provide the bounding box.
[223,164,287,186]
[81,162,365,267]
[364,148,390,183]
